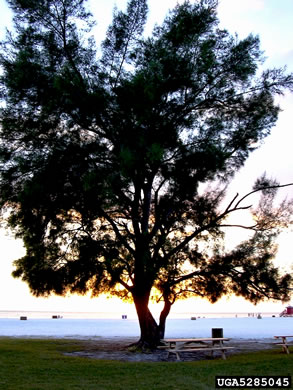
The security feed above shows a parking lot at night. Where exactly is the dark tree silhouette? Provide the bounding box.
[1,0,293,347]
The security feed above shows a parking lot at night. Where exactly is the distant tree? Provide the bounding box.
[0,0,293,348]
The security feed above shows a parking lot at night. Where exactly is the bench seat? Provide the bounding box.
[274,343,291,346]
[166,346,234,360]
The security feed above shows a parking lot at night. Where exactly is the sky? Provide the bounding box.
[0,0,292,315]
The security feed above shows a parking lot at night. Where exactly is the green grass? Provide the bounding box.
[0,337,292,390]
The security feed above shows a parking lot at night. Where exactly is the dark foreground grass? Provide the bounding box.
[0,338,292,390]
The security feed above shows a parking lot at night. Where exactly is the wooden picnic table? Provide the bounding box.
[274,335,293,354]
[160,337,233,360]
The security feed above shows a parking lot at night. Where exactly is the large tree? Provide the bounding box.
[0,0,293,347]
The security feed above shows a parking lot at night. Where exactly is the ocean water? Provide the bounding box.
[0,311,291,339]
[0,310,280,320]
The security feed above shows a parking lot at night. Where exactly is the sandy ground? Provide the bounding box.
[63,337,283,362]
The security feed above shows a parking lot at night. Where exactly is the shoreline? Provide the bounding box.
[1,316,292,339]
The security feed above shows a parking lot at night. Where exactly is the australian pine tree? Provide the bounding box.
[0,0,293,348]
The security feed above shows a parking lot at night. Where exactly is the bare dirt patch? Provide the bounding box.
[64,337,279,362]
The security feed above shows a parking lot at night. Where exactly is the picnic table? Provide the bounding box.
[274,335,293,354]
[159,337,234,360]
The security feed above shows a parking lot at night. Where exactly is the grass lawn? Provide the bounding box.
[0,337,292,390]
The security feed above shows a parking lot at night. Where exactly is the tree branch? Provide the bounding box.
[100,209,135,256]
[219,223,258,230]
[117,277,132,292]
[234,183,293,209]
[164,182,293,261]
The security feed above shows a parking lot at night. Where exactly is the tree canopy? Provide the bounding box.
[0,0,293,347]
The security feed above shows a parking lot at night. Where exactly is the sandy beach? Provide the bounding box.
[62,336,282,362]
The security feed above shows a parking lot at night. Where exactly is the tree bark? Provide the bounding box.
[133,291,160,349]
[158,298,172,339]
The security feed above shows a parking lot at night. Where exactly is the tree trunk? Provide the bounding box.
[133,292,160,349]
[158,298,172,339]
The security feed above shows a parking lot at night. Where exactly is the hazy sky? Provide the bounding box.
[0,0,292,315]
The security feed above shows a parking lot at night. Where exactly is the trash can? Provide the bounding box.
[212,328,223,338]
[212,328,223,345]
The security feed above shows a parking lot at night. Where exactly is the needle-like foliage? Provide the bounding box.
[1,0,293,347]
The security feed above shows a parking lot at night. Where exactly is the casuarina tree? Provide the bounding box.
[1,0,293,348]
